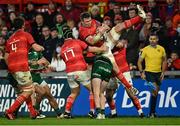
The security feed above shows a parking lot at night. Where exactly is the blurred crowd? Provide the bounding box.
[0,0,179,71]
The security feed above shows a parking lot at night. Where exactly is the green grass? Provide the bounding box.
[0,117,180,125]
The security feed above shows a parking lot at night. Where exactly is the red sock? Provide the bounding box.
[109,100,116,110]
[7,95,26,113]
[116,71,132,89]
[132,96,142,110]
[123,16,142,28]
[89,93,95,111]
[25,97,37,117]
[65,96,74,112]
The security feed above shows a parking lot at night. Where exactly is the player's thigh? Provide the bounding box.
[13,71,32,86]
[77,70,91,87]
[67,71,90,89]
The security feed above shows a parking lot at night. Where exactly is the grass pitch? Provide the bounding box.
[0,116,180,125]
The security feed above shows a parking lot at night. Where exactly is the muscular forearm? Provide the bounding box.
[88,46,104,54]
[86,33,103,45]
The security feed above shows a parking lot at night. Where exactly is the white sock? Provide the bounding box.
[138,109,143,115]
[111,109,117,115]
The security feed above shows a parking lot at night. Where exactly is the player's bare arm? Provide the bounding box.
[87,43,108,54]
[85,25,110,45]
[32,43,44,52]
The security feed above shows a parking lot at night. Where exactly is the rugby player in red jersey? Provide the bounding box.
[106,40,144,118]
[79,5,146,96]
[60,26,107,118]
[4,17,44,120]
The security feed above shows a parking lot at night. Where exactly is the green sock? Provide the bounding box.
[54,108,61,115]
[101,109,105,114]
[34,104,40,110]
[96,108,101,114]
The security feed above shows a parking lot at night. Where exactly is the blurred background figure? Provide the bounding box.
[113,14,123,25]
[44,1,58,28]
[60,0,81,24]
[139,12,153,47]
[146,0,160,19]
[54,13,67,39]
[102,16,112,28]
[0,47,7,70]
[25,2,37,22]
[167,51,180,70]
[31,13,45,44]
[67,19,79,39]
[50,46,66,72]
[0,35,6,49]
[90,4,103,23]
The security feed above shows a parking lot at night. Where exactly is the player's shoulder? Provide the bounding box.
[142,45,150,51]
[157,45,165,50]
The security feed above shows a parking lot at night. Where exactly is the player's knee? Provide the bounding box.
[21,84,34,94]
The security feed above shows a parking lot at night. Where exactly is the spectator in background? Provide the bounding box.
[0,48,7,69]
[50,46,66,72]
[44,1,58,28]
[104,1,115,20]
[120,6,140,69]
[54,13,67,39]
[105,2,122,22]
[40,26,57,62]
[146,0,160,19]
[7,4,16,13]
[7,11,17,34]
[160,0,179,22]
[90,5,103,23]
[168,21,180,55]
[50,27,64,47]
[67,19,79,39]
[0,26,9,40]
[0,35,6,50]
[102,16,113,28]
[25,2,37,22]
[172,10,180,30]
[139,12,153,47]
[60,0,81,24]
[164,17,176,38]
[0,17,5,29]
[167,51,180,70]
[113,14,123,25]
[31,13,45,44]
[151,18,169,54]
[0,8,6,21]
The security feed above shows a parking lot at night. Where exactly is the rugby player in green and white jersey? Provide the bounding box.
[28,49,62,118]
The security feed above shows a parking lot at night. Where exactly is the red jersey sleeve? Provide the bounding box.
[25,32,35,45]
[78,40,88,50]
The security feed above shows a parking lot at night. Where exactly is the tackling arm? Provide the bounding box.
[32,43,44,52]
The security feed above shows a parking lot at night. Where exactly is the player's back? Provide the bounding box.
[61,39,88,73]
[6,30,34,72]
